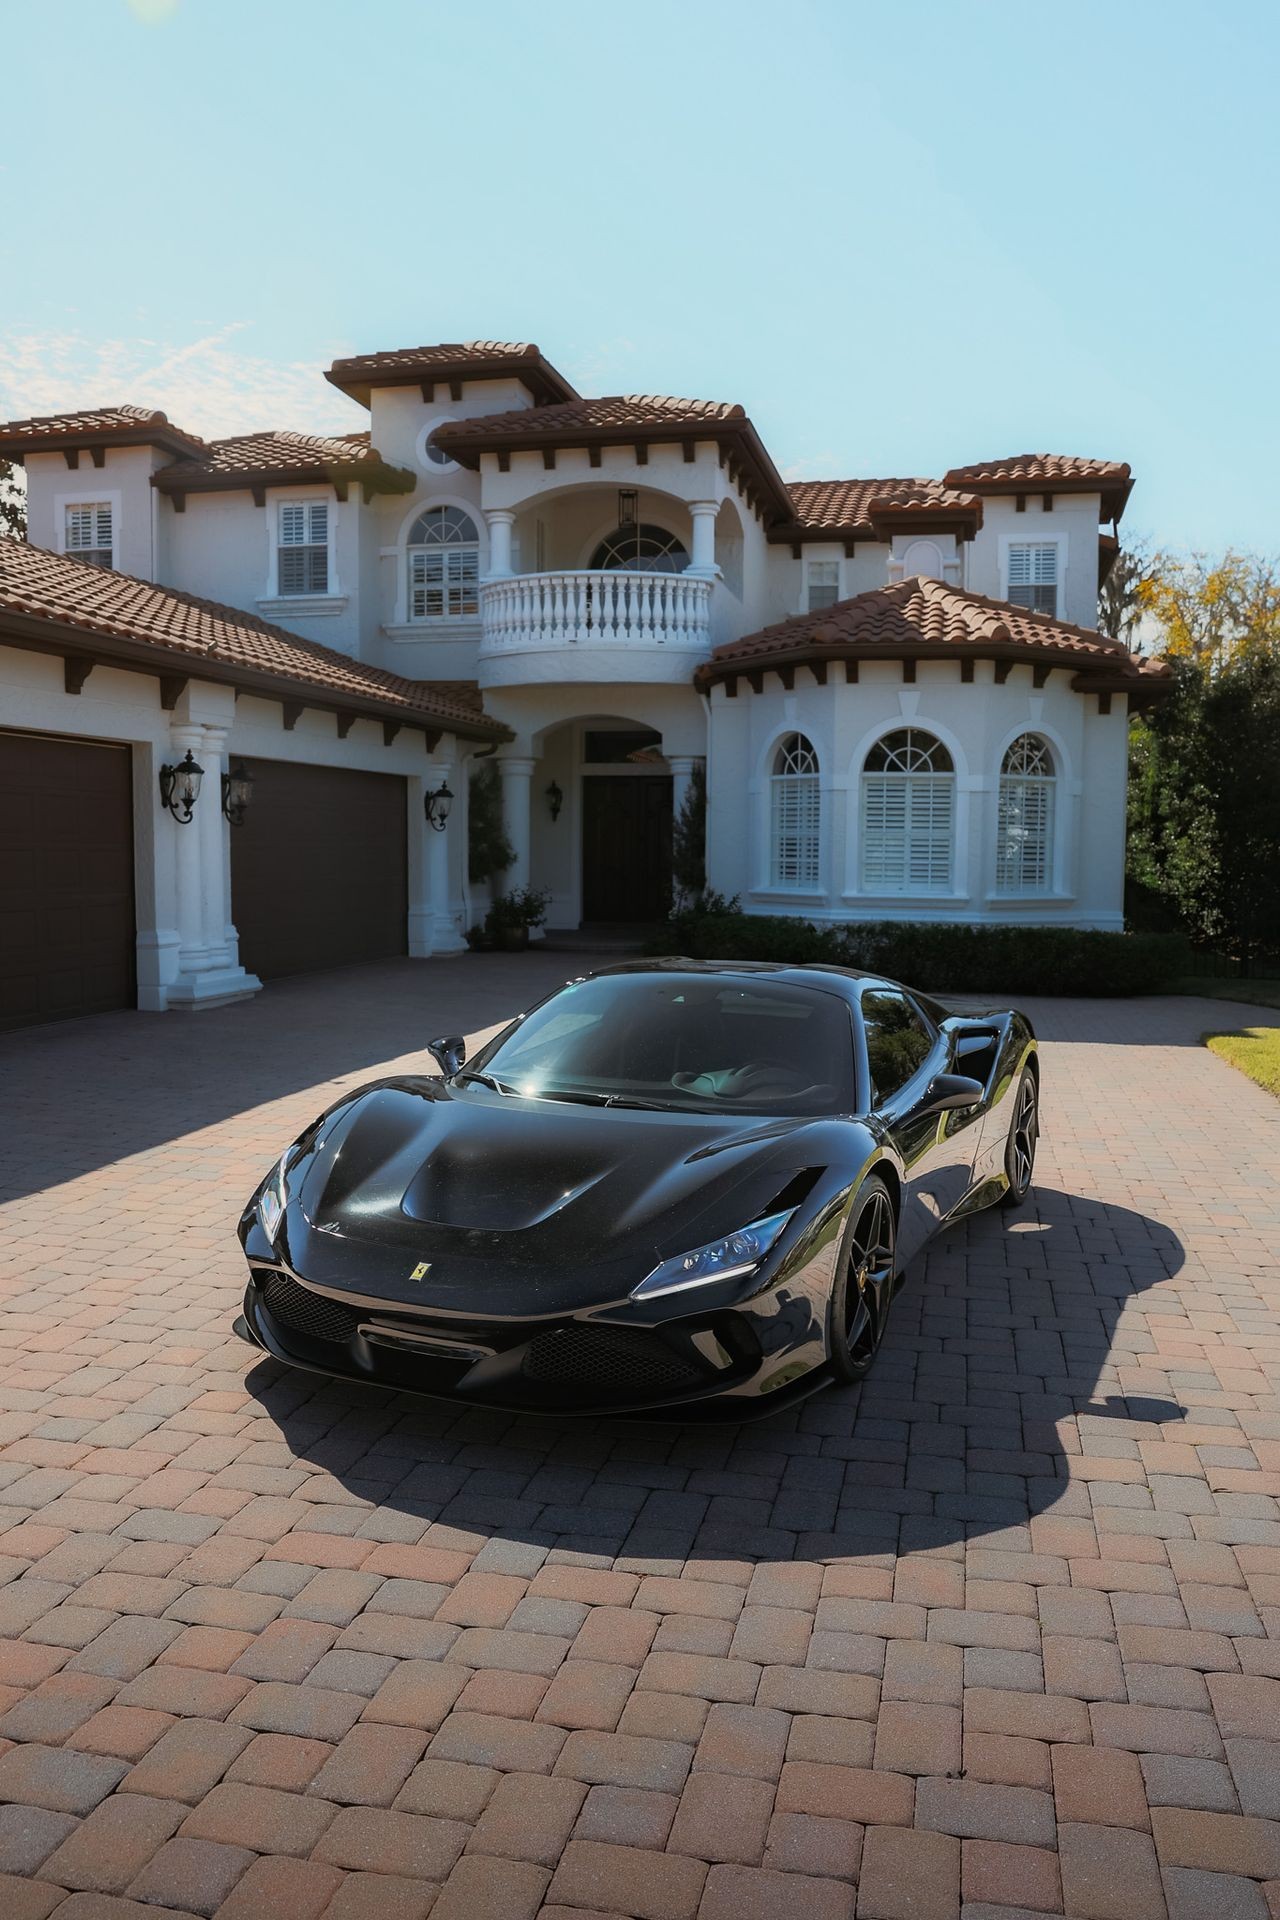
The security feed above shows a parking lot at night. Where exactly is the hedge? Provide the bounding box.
[645,909,1189,997]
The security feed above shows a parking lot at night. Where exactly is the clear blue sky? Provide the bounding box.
[4,0,1276,553]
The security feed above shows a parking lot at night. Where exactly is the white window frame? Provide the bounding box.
[995,733,1057,896]
[406,505,482,623]
[416,419,461,475]
[260,491,343,612]
[768,733,823,891]
[1000,534,1067,617]
[805,558,841,612]
[276,499,330,597]
[859,729,956,896]
[56,488,121,570]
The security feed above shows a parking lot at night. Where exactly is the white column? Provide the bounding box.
[165,722,260,1010]
[499,755,536,893]
[485,509,516,579]
[424,759,467,954]
[688,500,719,577]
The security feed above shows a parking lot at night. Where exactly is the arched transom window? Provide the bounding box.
[770,732,821,889]
[590,524,689,573]
[996,733,1056,893]
[408,506,480,620]
[861,728,955,894]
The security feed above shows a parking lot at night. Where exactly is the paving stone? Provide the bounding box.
[179,1779,337,1855]
[361,1659,468,1730]
[764,1808,862,1880]
[699,1861,856,1919]
[535,1660,635,1732]
[395,1756,500,1821]
[548,1839,707,1920]
[873,1701,961,1777]
[119,1718,253,1801]
[574,1784,678,1848]
[1052,1743,1152,1828]
[207,1854,344,1920]
[554,1728,692,1793]
[0,1742,128,1814]
[430,1853,549,1920]
[1151,1807,1280,1879]
[322,1873,437,1919]
[1163,1866,1271,1920]
[1057,1821,1168,1920]
[430,1710,567,1774]
[694,1703,790,1780]
[1142,1752,1239,1813]
[0,1802,78,1874]
[226,1732,333,1791]
[309,1722,427,1805]
[468,1770,587,1864]
[127,1835,255,1915]
[229,1679,365,1740]
[667,1769,775,1862]
[312,1804,470,1879]
[776,1760,913,1825]
[961,1837,1061,1913]
[41,1791,185,1893]
[856,1822,960,1920]
[915,1775,1056,1846]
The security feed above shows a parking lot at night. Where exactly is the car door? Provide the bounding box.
[860,986,983,1264]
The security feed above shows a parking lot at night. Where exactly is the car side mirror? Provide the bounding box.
[915,1072,984,1119]
[428,1034,466,1077]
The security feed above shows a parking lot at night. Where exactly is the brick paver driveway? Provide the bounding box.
[2,958,1279,1920]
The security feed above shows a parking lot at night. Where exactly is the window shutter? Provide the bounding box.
[1007,544,1058,613]
[771,775,820,888]
[807,560,840,611]
[65,503,113,565]
[862,775,953,893]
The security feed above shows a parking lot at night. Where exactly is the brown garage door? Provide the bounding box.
[0,730,136,1031]
[231,758,408,980]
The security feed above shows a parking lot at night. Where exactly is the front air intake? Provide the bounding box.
[520,1323,704,1395]
[262,1271,361,1345]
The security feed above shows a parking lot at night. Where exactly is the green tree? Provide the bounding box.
[671,760,706,908]
[0,459,25,538]
[1128,549,1280,970]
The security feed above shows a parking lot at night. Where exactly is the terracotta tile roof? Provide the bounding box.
[326,341,579,408]
[781,477,984,541]
[152,430,414,500]
[434,397,794,524]
[0,539,504,738]
[942,453,1133,520]
[697,576,1171,705]
[0,404,207,462]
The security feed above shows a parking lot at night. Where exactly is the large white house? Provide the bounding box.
[0,340,1169,1029]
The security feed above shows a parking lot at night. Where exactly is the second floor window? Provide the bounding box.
[279,501,328,594]
[408,506,480,619]
[1007,542,1058,615]
[807,560,840,610]
[65,503,113,568]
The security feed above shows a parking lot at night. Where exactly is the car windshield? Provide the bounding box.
[469,973,856,1115]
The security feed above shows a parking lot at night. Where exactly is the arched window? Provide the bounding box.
[996,734,1056,893]
[407,506,480,620]
[861,728,955,894]
[590,524,689,573]
[770,733,821,889]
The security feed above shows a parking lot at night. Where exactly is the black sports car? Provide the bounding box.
[235,961,1038,1417]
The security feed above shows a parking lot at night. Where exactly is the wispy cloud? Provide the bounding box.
[0,325,364,440]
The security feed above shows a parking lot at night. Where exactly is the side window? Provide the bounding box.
[65,502,113,568]
[861,988,934,1104]
[806,560,839,610]
[279,501,329,594]
[1007,542,1058,615]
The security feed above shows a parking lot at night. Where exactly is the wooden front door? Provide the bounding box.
[581,775,673,923]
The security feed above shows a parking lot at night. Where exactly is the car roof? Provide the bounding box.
[581,957,951,1024]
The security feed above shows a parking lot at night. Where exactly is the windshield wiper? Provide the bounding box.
[455,1070,519,1095]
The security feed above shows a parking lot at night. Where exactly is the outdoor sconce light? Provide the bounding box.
[221,760,254,827]
[617,488,638,527]
[158,749,204,824]
[546,780,564,822]
[424,780,454,832]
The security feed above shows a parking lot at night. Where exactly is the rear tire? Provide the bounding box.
[829,1175,897,1384]
[999,1067,1039,1209]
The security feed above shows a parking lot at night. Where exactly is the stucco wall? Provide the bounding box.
[23,445,167,584]
[966,494,1103,629]
[704,658,1126,929]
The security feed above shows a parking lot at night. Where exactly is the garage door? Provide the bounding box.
[0,730,136,1031]
[231,758,408,980]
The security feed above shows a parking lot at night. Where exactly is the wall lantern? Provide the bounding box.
[158,749,204,824]
[617,488,638,528]
[221,760,254,827]
[424,780,454,832]
[545,779,564,823]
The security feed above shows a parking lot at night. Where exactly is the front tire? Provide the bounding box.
[1000,1067,1039,1209]
[829,1175,897,1384]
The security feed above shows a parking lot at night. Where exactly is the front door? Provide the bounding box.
[581,775,672,923]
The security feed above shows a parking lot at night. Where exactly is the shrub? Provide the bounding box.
[646,909,1188,997]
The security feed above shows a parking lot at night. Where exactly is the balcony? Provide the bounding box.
[478,569,714,687]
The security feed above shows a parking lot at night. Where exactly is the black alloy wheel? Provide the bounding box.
[829,1175,897,1383]
[1000,1067,1039,1208]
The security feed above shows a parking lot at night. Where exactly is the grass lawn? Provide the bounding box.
[1204,1025,1280,1098]
[1180,977,1280,1009]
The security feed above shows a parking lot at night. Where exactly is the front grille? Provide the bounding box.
[521,1323,704,1396]
[261,1271,360,1345]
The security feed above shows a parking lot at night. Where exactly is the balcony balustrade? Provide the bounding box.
[480,569,713,655]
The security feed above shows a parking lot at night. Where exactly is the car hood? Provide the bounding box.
[279,1076,852,1317]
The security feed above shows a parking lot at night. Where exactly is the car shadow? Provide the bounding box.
[243,1184,1185,1565]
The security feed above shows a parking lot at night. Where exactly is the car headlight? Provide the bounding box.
[632,1209,794,1301]
[256,1153,290,1245]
